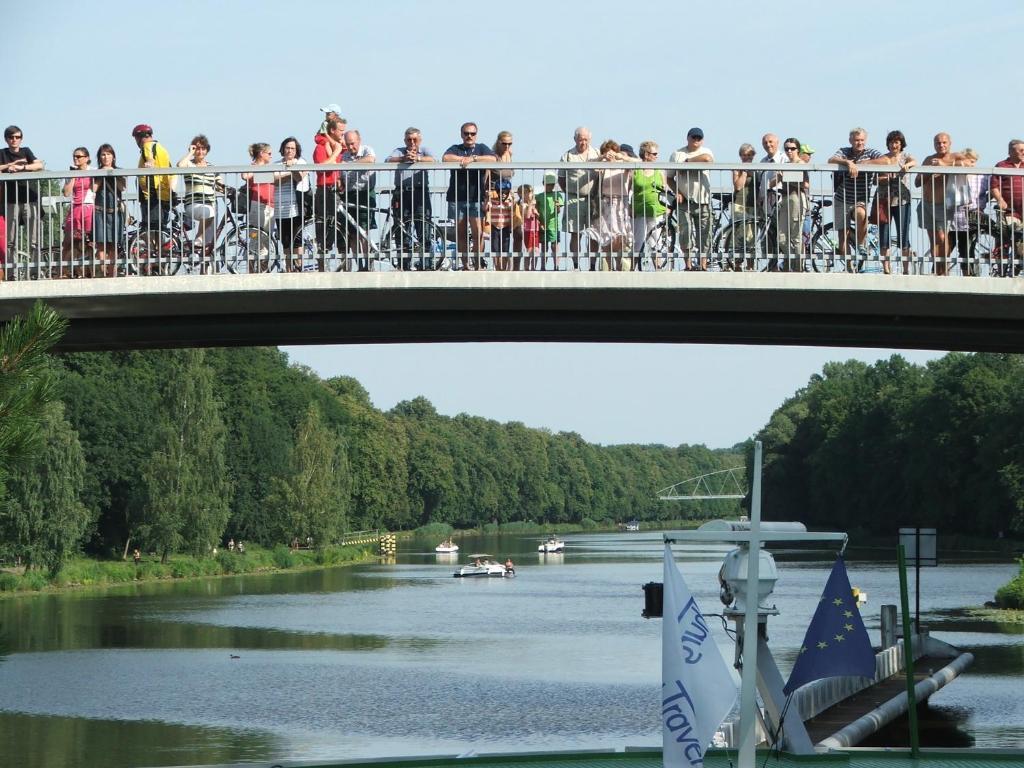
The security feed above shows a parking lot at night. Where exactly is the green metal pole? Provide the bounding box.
[897,543,920,757]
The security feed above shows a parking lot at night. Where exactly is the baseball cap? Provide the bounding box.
[320,103,342,114]
[543,171,558,184]
[619,143,636,157]
[687,127,704,140]
[799,143,815,155]
[131,123,153,137]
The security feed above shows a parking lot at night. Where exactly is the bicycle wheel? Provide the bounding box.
[712,221,755,271]
[239,226,281,273]
[218,225,246,274]
[295,219,318,272]
[125,230,182,276]
[640,220,676,269]
[809,224,837,273]
[380,217,447,271]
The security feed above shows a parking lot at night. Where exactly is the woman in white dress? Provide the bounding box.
[594,139,632,270]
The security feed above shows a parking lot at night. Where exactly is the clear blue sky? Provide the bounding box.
[9,0,1019,447]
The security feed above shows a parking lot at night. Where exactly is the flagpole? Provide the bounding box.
[737,441,763,768]
[897,543,921,757]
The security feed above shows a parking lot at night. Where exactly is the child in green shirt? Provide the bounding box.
[535,171,564,269]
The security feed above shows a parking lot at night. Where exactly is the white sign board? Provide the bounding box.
[898,527,937,566]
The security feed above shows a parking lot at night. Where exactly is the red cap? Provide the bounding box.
[131,124,153,137]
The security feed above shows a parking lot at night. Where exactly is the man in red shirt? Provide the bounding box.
[991,139,1024,221]
[312,118,346,268]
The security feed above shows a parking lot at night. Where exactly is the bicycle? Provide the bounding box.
[123,207,184,276]
[147,186,285,276]
[637,194,677,270]
[337,190,450,272]
[974,206,1024,277]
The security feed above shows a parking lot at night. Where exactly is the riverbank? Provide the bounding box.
[0,543,377,596]
[994,558,1024,609]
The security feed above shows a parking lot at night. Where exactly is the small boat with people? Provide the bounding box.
[537,536,565,553]
[453,554,512,578]
[435,537,459,553]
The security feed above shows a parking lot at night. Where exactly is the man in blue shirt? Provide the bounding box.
[443,122,496,270]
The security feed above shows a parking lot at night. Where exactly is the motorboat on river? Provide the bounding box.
[537,536,565,553]
[453,554,509,578]
[435,538,459,553]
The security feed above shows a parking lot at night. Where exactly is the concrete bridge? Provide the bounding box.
[2,270,1024,352]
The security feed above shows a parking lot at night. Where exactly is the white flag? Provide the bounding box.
[662,543,737,768]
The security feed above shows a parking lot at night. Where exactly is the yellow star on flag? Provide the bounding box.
[834,634,845,643]
[817,641,828,650]
[832,598,844,606]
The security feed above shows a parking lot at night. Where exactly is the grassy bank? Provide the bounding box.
[995,558,1024,610]
[0,543,377,595]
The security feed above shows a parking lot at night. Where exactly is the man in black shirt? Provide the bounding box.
[1,125,45,261]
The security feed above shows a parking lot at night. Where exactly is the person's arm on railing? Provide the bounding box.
[829,151,858,178]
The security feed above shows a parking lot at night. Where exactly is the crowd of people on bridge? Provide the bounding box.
[2,108,1023,279]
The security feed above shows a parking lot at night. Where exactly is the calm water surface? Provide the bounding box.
[0,531,1020,767]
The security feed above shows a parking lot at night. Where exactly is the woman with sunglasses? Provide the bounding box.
[770,138,809,272]
[632,141,667,270]
[61,147,95,277]
[489,131,515,270]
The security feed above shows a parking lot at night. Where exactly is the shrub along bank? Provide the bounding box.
[0,543,376,594]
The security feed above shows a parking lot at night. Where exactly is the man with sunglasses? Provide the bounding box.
[1,125,45,262]
[443,122,496,269]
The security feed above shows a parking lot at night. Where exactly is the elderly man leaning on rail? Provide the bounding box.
[828,127,895,268]
[386,127,436,272]
[558,127,600,270]
[915,132,970,277]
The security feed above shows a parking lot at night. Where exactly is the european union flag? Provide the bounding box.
[783,556,875,695]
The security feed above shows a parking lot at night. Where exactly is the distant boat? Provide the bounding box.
[453,554,508,578]
[538,536,565,553]
[435,538,459,553]
[625,519,640,532]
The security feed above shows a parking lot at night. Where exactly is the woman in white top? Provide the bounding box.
[594,139,632,270]
[273,136,309,271]
[947,148,985,276]
[177,135,223,253]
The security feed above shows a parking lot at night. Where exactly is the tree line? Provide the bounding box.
[754,353,1024,539]
[0,344,743,573]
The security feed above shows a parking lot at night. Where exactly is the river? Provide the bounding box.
[0,531,1020,767]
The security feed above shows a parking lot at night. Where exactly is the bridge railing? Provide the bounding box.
[2,162,1022,279]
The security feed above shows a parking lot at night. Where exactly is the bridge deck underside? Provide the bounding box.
[2,272,1023,352]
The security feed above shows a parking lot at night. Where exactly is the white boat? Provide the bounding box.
[538,536,565,553]
[453,554,509,578]
[435,538,459,553]
[625,519,640,532]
